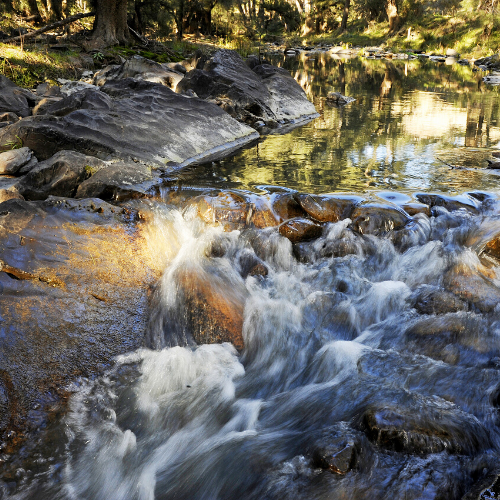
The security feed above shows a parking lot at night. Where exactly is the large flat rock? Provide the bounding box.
[0,78,259,168]
[0,197,165,452]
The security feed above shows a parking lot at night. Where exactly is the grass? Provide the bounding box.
[0,43,82,88]
[291,9,500,58]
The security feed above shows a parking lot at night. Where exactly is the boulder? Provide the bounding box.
[0,147,33,175]
[75,161,155,201]
[93,56,184,90]
[0,75,40,118]
[296,193,363,222]
[175,266,247,350]
[0,112,19,123]
[0,78,259,167]
[444,264,500,313]
[16,150,107,200]
[177,49,318,127]
[361,402,489,455]
[0,197,163,451]
[279,217,323,243]
[350,202,411,235]
[411,285,468,315]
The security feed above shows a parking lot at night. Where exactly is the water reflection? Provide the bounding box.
[180,53,500,195]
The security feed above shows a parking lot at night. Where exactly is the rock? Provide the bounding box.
[462,472,500,500]
[350,202,411,235]
[444,264,500,313]
[0,185,23,203]
[177,49,317,127]
[326,92,356,106]
[0,197,162,452]
[271,192,305,221]
[75,161,155,201]
[250,196,280,229]
[415,193,480,214]
[16,150,107,200]
[0,112,19,123]
[0,147,33,175]
[401,202,430,216]
[93,56,184,90]
[238,251,268,278]
[175,266,247,350]
[486,159,500,169]
[0,75,40,118]
[411,285,468,315]
[312,442,357,474]
[446,48,460,57]
[32,97,63,116]
[279,217,323,243]
[60,81,99,96]
[0,78,259,167]
[474,54,500,71]
[189,191,252,231]
[296,193,363,222]
[361,399,490,455]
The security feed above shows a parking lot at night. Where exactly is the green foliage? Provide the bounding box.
[3,135,23,151]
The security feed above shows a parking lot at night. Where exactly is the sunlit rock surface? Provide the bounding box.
[177,49,318,128]
[0,78,259,168]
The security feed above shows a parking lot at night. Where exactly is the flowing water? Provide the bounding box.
[4,52,500,500]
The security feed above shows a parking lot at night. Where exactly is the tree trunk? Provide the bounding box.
[49,0,64,19]
[90,0,130,48]
[386,0,399,32]
[340,0,350,31]
[176,0,184,40]
[26,0,42,20]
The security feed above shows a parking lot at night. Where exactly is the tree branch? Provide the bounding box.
[2,11,95,43]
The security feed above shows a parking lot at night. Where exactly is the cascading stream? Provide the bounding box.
[9,192,500,500]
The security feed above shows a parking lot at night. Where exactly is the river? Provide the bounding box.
[3,50,500,500]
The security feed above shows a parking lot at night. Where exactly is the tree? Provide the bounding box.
[88,0,130,48]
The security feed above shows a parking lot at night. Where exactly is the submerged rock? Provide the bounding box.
[177,49,318,128]
[326,92,356,106]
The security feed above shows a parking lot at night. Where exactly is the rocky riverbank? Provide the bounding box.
[0,48,317,455]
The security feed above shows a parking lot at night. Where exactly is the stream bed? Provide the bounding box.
[3,52,500,500]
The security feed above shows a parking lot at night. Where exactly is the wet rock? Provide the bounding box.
[445,264,500,313]
[279,217,323,243]
[296,193,363,222]
[312,442,357,474]
[0,197,162,448]
[16,150,106,201]
[462,472,500,500]
[75,161,155,202]
[0,147,33,175]
[350,202,411,236]
[177,49,317,127]
[0,78,259,167]
[0,75,39,118]
[474,54,500,71]
[190,191,252,231]
[250,197,280,228]
[0,185,23,203]
[446,48,460,58]
[361,399,490,455]
[416,193,480,214]
[238,251,269,278]
[401,202,431,217]
[271,193,305,221]
[326,92,356,106]
[411,285,468,315]
[176,266,247,350]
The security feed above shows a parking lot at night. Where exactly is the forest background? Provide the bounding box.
[0,0,498,88]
